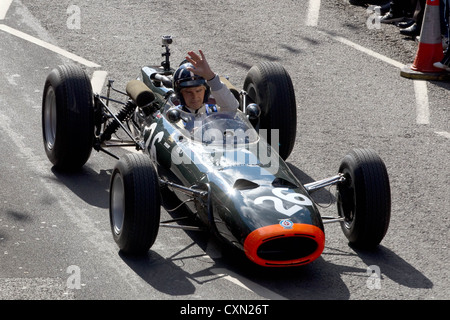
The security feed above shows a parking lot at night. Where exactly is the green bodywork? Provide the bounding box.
[137,66,324,250]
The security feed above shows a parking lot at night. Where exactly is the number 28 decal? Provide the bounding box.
[254,188,313,217]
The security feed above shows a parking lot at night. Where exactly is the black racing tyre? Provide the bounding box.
[109,153,161,255]
[337,148,391,248]
[243,61,297,160]
[42,64,94,171]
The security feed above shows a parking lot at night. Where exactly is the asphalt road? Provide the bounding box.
[0,0,448,304]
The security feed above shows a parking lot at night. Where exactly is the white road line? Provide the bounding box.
[436,131,450,139]
[414,80,430,125]
[91,70,108,94]
[326,33,405,69]
[210,268,288,300]
[0,24,100,68]
[320,31,434,127]
[306,0,321,27]
[0,0,13,20]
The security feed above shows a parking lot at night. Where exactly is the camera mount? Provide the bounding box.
[161,35,173,72]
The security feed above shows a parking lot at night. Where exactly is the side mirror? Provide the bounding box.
[167,108,181,123]
[245,103,261,120]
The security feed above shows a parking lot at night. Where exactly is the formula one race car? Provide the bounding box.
[42,36,391,267]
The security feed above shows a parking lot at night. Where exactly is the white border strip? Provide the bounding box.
[91,70,108,94]
[414,80,430,125]
[0,0,13,20]
[436,131,450,139]
[0,24,100,68]
[321,31,433,127]
[210,268,288,300]
[329,34,405,69]
[306,0,321,27]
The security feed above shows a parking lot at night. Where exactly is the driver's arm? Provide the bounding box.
[185,50,239,111]
[207,75,239,111]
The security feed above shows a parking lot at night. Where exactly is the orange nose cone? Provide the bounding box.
[244,223,325,267]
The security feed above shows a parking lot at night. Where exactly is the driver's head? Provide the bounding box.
[173,62,210,109]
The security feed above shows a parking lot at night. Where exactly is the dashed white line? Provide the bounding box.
[306,0,321,27]
[91,70,108,94]
[0,0,13,20]
[325,32,405,69]
[0,24,100,68]
[414,80,430,125]
[210,268,288,300]
[436,131,450,139]
[319,31,436,128]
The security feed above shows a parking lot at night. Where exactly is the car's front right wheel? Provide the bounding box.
[337,148,391,248]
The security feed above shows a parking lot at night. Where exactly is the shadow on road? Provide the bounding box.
[50,165,111,209]
[352,245,433,290]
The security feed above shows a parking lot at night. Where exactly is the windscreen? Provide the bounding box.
[165,108,259,146]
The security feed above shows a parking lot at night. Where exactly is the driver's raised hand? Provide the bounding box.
[185,50,216,81]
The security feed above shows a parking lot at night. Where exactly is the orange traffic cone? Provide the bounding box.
[401,0,450,80]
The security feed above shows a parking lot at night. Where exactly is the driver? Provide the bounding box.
[173,50,239,118]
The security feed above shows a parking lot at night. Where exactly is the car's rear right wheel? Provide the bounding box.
[243,61,297,160]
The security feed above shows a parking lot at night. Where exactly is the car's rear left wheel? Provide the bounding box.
[42,64,95,171]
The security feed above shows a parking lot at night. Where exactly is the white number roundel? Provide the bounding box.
[254,188,313,217]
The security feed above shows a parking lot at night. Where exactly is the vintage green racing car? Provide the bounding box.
[41,36,391,267]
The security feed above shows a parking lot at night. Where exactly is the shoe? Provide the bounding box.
[398,19,415,29]
[349,0,366,6]
[373,3,391,15]
[433,62,450,71]
[380,12,405,24]
[400,23,420,37]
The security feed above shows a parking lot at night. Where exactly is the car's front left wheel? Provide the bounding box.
[109,153,161,255]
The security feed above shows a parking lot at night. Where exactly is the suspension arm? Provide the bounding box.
[304,174,346,193]
[159,179,209,198]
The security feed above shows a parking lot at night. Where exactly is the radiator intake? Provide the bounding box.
[244,223,325,267]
